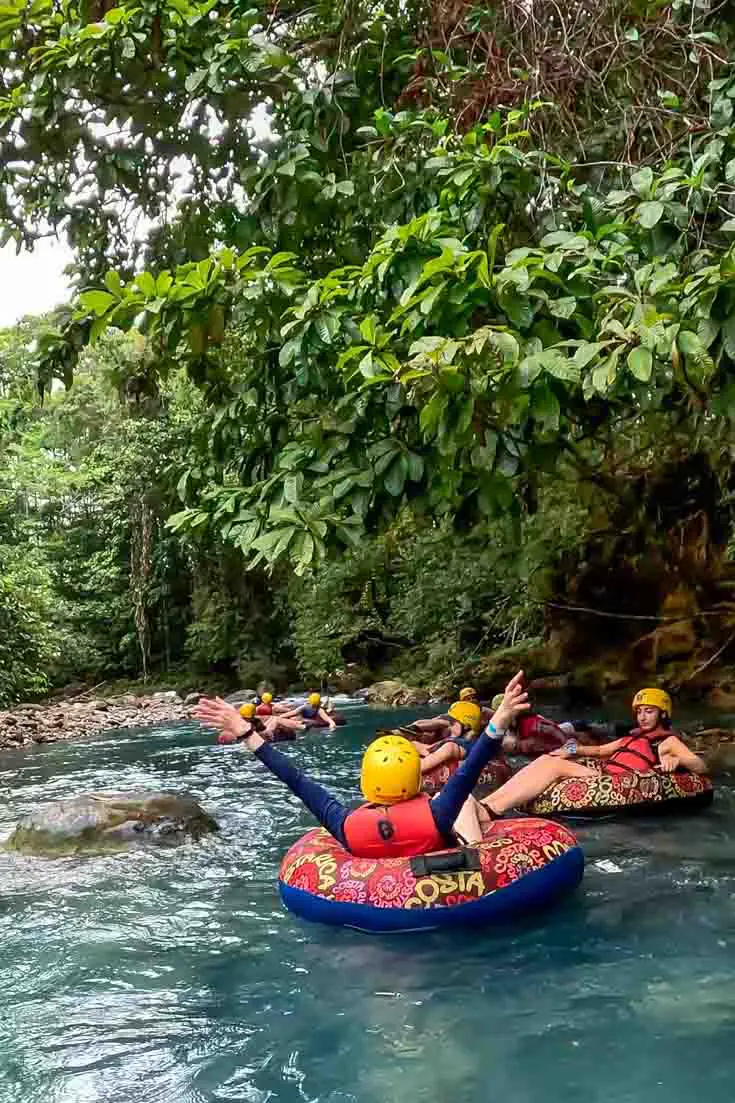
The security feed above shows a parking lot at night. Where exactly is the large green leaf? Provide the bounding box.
[627,347,653,382]
[631,167,654,198]
[638,201,664,229]
[384,456,407,496]
[79,290,116,317]
[419,392,448,437]
[539,349,580,383]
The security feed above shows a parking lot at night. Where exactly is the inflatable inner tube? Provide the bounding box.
[421,755,512,797]
[303,711,347,729]
[278,818,584,933]
[267,728,298,743]
[528,761,714,819]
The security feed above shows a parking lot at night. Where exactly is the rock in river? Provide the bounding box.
[7,791,218,855]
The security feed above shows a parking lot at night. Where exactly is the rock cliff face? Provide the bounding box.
[7,791,218,855]
[534,483,735,706]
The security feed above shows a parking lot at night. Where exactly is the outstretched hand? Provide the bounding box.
[192,697,247,743]
[490,671,530,732]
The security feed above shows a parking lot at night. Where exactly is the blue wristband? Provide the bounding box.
[486,722,505,739]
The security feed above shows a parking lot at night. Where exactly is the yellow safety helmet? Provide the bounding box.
[360,735,421,804]
[239,703,256,719]
[307,692,321,708]
[491,693,504,712]
[459,686,478,701]
[261,692,273,705]
[632,688,672,718]
[447,701,483,733]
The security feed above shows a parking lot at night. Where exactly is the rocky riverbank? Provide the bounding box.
[0,691,200,751]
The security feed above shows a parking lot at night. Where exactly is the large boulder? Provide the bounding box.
[7,791,218,855]
[224,690,257,705]
[362,681,430,706]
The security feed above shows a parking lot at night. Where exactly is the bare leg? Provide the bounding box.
[452,796,484,845]
[420,742,462,775]
[481,754,598,815]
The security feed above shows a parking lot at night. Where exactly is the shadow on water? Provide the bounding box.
[0,705,733,1102]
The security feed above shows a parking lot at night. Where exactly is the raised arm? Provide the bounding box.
[430,671,530,835]
[278,706,304,719]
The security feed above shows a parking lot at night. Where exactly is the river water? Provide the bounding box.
[0,703,733,1103]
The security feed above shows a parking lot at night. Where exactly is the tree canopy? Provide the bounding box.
[2,0,735,699]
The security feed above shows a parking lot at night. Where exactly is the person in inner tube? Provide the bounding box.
[476,687,707,821]
[416,701,486,775]
[277,692,337,731]
[215,703,305,744]
[484,692,579,756]
[410,687,482,741]
[193,672,530,857]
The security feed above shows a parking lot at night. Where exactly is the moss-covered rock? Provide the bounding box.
[7,791,218,855]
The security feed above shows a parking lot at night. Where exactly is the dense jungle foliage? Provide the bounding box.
[3,0,735,703]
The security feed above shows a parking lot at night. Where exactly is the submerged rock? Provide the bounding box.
[7,791,218,855]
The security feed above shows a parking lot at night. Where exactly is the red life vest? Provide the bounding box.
[516,713,566,756]
[604,728,667,776]
[343,794,444,859]
[255,703,273,717]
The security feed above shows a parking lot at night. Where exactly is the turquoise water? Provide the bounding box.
[0,704,734,1102]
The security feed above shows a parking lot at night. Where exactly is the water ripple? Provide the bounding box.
[0,713,732,1102]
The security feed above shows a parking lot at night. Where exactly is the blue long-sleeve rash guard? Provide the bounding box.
[253,729,503,851]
